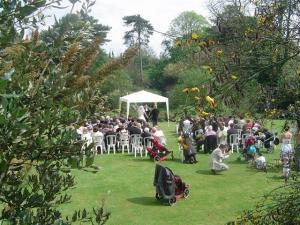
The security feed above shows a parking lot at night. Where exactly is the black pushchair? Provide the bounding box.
[153,164,189,206]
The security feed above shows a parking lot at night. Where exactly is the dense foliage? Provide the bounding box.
[0,0,136,224]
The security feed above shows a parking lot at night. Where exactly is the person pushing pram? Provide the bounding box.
[178,133,198,164]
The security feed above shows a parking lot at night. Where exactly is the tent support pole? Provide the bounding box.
[166,100,170,127]
[126,102,130,120]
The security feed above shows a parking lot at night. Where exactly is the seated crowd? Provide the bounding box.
[75,115,167,155]
[177,114,281,171]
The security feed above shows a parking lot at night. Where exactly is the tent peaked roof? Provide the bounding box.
[120,90,168,103]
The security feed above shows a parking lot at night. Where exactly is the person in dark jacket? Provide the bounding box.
[150,103,159,127]
[128,122,142,135]
[227,123,238,145]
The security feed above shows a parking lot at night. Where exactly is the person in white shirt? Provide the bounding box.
[182,119,192,135]
[209,144,230,174]
[137,105,146,122]
[255,153,266,170]
[217,124,227,145]
[152,127,167,146]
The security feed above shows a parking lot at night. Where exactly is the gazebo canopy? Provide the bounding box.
[119,90,169,123]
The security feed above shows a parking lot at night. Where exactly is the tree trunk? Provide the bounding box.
[138,30,143,85]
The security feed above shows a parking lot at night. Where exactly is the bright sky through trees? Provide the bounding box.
[46,0,210,56]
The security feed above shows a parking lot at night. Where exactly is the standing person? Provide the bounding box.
[150,103,159,127]
[295,129,300,171]
[217,123,227,145]
[178,134,197,164]
[137,105,146,122]
[144,104,151,121]
[209,144,230,174]
[280,126,293,162]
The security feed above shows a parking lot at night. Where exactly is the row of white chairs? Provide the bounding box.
[82,133,153,157]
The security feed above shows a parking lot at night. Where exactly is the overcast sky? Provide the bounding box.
[47,0,211,56]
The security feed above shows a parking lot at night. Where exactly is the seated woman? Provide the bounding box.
[246,144,257,162]
[152,127,167,146]
[209,144,229,174]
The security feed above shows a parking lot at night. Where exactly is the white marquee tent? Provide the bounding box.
[119,90,169,123]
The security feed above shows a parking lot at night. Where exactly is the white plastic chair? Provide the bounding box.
[130,134,143,157]
[229,134,239,153]
[175,124,180,134]
[81,133,93,153]
[178,143,184,163]
[119,133,130,154]
[92,133,105,155]
[106,135,117,154]
[143,137,153,157]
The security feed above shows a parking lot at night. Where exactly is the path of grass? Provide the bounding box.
[60,122,286,225]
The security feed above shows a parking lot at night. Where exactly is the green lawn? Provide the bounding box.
[59,121,287,225]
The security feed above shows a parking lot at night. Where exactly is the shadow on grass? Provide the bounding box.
[267,175,284,181]
[170,158,182,163]
[196,170,223,175]
[130,158,153,163]
[127,197,160,206]
[228,159,248,165]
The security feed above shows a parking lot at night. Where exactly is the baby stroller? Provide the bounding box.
[254,153,267,173]
[154,164,189,206]
[261,131,279,153]
[147,138,173,161]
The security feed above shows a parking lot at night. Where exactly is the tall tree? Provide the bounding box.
[123,14,153,84]
[167,11,209,37]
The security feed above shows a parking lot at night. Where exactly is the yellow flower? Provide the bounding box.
[205,96,216,108]
[216,50,223,56]
[245,112,251,117]
[182,88,189,94]
[231,75,238,80]
[191,87,200,93]
[175,39,182,47]
[194,96,200,101]
[198,41,206,47]
[201,111,209,116]
[296,69,300,77]
[257,17,266,25]
[208,40,215,46]
[271,99,276,102]
[197,110,209,118]
[191,32,199,40]
[202,65,213,73]
[288,104,294,111]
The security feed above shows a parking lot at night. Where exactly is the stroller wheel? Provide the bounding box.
[168,197,176,206]
[154,156,160,161]
[183,188,190,198]
[155,193,161,200]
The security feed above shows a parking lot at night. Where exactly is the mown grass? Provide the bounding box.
[60,121,288,225]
